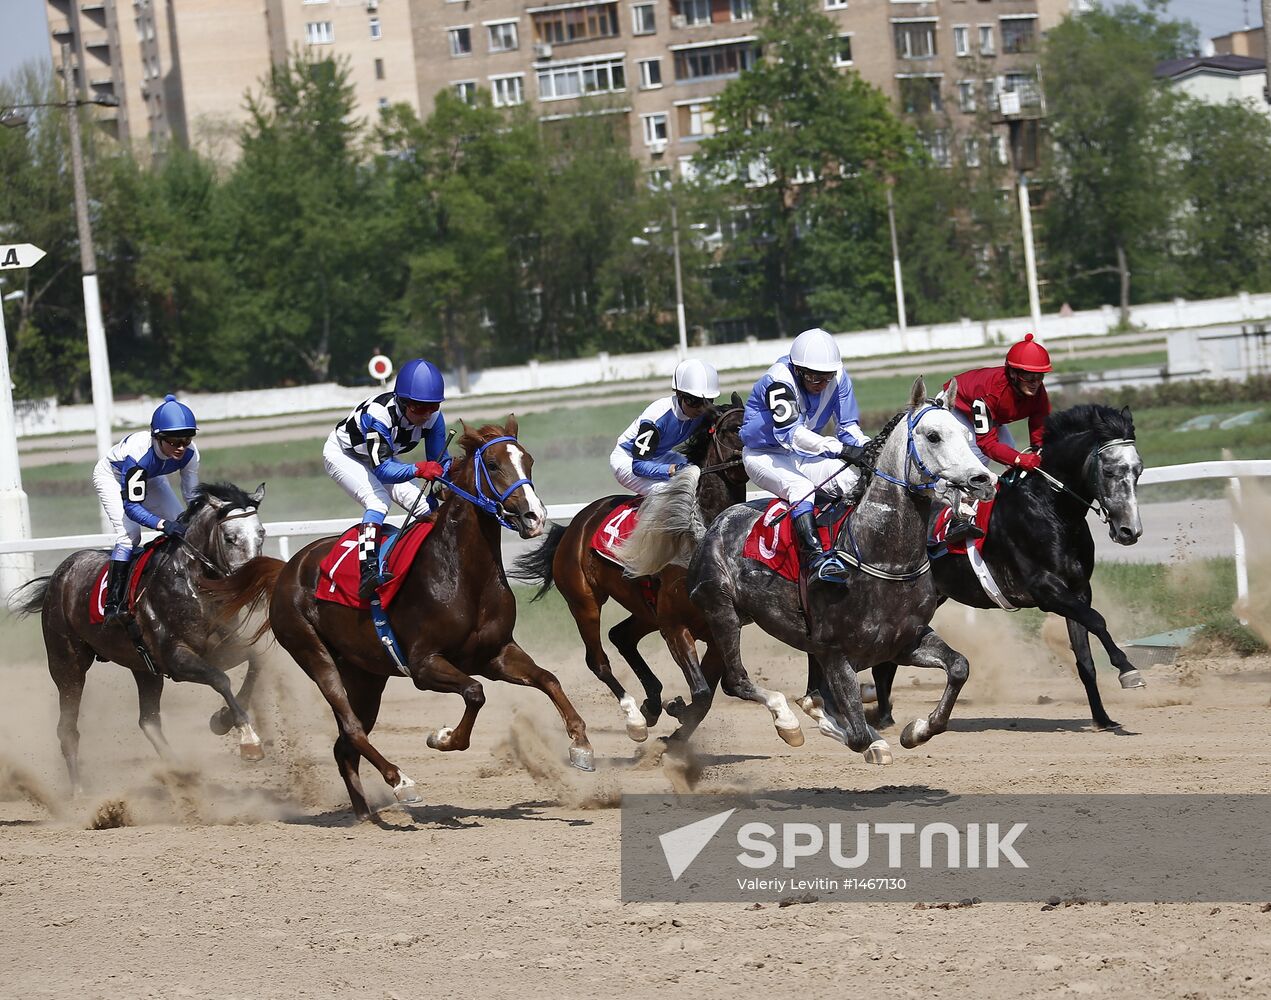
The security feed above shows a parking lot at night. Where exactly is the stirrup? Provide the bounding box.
[944,519,985,544]
[358,569,393,602]
[809,550,851,585]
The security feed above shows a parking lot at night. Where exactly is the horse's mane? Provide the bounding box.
[677,403,743,466]
[181,482,258,522]
[843,409,907,507]
[1042,404,1135,470]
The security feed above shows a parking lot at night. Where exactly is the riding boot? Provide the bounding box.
[793,510,849,585]
[357,522,394,602]
[942,494,985,545]
[102,559,131,623]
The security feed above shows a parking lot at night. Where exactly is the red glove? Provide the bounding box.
[1014,452,1042,471]
[415,461,445,481]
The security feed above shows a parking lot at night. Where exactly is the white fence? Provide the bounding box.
[1,462,1267,615]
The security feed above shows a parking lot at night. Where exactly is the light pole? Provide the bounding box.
[1018,172,1043,334]
[669,197,688,358]
[885,181,908,338]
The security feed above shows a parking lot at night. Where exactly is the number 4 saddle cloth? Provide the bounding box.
[742,499,852,582]
[589,499,643,567]
[317,520,436,610]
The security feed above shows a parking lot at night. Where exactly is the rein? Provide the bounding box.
[1032,437,1135,525]
[440,435,532,532]
[175,507,260,578]
[698,409,744,476]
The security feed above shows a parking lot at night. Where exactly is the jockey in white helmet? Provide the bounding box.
[610,359,721,496]
[740,328,870,584]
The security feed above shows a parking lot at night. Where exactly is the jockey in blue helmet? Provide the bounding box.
[324,358,452,600]
[91,394,201,622]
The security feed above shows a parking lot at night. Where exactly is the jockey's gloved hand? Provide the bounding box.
[159,519,187,538]
[838,442,867,467]
[414,461,446,481]
[1014,452,1042,471]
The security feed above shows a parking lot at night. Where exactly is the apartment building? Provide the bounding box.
[46,0,420,158]
[412,0,1047,173]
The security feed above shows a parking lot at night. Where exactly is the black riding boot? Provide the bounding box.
[793,510,848,585]
[102,559,131,623]
[357,522,393,602]
[942,495,985,545]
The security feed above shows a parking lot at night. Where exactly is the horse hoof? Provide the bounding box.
[393,776,424,805]
[568,746,596,772]
[619,696,648,742]
[900,719,930,749]
[209,709,233,736]
[626,723,649,743]
[426,727,453,751]
[664,696,687,721]
[863,739,893,765]
[860,682,878,705]
[776,724,805,748]
[1119,669,1146,689]
[239,742,265,762]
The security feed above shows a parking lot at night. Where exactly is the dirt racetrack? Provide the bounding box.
[1,602,1270,1000]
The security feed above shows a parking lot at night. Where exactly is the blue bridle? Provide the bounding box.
[440,435,534,532]
[871,402,944,492]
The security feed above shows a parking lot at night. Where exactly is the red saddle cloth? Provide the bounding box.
[317,520,436,610]
[930,497,996,555]
[88,540,168,624]
[742,500,851,583]
[589,500,641,567]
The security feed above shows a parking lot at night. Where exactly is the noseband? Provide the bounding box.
[699,409,745,476]
[872,402,945,493]
[441,435,534,532]
[1034,437,1136,525]
[173,507,260,578]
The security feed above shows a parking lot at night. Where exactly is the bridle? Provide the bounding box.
[1030,437,1137,525]
[871,401,946,494]
[174,507,261,578]
[440,435,534,532]
[699,407,745,476]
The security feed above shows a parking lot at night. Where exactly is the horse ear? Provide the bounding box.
[249,483,266,505]
[731,391,743,408]
[909,376,926,409]
[942,376,959,412]
[506,413,519,437]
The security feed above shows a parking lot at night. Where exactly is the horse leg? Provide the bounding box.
[565,593,646,742]
[892,628,969,749]
[870,663,898,729]
[661,627,713,746]
[798,654,847,743]
[1041,587,1144,702]
[414,652,487,755]
[332,669,390,816]
[47,637,93,795]
[165,646,265,763]
[609,615,664,735]
[1066,618,1120,730]
[481,643,595,771]
[816,650,891,764]
[210,652,264,737]
[696,581,803,747]
[133,670,171,759]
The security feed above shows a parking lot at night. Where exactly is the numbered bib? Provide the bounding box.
[766,383,797,428]
[631,421,661,459]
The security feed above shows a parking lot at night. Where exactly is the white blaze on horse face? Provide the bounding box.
[506,444,548,526]
[1099,443,1144,543]
[219,509,266,572]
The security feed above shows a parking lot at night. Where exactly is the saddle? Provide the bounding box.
[317,519,436,611]
[742,499,853,583]
[88,537,168,625]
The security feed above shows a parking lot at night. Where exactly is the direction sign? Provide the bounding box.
[0,244,46,270]
[368,354,393,381]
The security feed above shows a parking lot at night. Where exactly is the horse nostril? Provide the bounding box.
[970,473,991,487]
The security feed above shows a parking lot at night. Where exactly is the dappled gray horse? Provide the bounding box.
[620,377,994,763]
[12,482,280,793]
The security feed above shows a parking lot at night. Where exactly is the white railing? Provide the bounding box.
[2,461,1268,612]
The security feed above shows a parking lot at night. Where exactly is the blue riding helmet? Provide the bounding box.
[151,394,198,436]
[395,358,446,404]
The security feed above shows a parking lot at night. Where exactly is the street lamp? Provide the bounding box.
[632,173,689,358]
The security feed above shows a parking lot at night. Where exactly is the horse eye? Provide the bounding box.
[925,431,941,443]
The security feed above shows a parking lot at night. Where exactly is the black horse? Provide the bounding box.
[868,403,1145,731]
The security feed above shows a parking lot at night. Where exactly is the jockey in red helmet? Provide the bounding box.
[939,334,1052,543]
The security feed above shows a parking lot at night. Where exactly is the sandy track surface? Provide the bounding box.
[1,604,1269,999]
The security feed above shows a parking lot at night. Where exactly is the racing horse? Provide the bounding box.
[510,398,746,744]
[868,403,1145,731]
[12,482,281,793]
[621,377,995,762]
[268,419,593,820]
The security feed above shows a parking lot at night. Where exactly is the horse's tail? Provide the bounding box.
[9,576,52,618]
[509,522,566,602]
[202,556,285,644]
[613,467,706,577]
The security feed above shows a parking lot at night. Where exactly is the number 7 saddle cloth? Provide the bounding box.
[317,520,436,610]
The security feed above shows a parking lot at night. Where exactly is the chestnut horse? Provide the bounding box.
[267,419,593,820]
[511,398,746,744]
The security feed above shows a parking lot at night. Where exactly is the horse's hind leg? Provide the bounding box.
[608,615,664,735]
[893,627,969,749]
[563,585,646,741]
[47,636,93,795]
[816,651,891,764]
[868,663,897,729]
[332,669,390,817]
[664,637,721,746]
[133,671,171,759]
[482,642,595,771]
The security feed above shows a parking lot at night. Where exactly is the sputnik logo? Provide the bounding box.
[658,808,735,881]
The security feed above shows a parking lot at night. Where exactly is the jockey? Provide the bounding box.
[610,359,721,496]
[941,333,1052,542]
[324,358,452,601]
[92,394,201,622]
[740,328,870,584]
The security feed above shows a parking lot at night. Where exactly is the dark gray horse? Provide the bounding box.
[11,482,281,793]
[620,377,995,763]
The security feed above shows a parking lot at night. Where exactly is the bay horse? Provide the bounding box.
[267,419,593,820]
[620,377,995,763]
[11,482,282,793]
[868,403,1144,731]
[510,398,746,744]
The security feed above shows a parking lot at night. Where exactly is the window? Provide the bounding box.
[673,40,757,81]
[537,56,626,99]
[825,0,848,8]
[963,137,980,167]
[453,80,476,104]
[491,74,525,106]
[731,0,753,21]
[487,20,518,51]
[990,133,1007,165]
[305,21,334,44]
[533,3,619,44]
[632,3,656,34]
[956,79,975,112]
[678,100,715,137]
[893,20,936,59]
[642,112,669,145]
[681,0,712,26]
[983,77,999,110]
[639,57,663,88]
[1000,16,1036,54]
[899,76,942,114]
[978,24,995,55]
[953,25,969,56]
[378,97,390,110]
[1005,70,1040,107]
[923,130,950,167]
[834,33,853,66]
[369,17,382,39]
[375,57,385,80]
[448,26,472,56]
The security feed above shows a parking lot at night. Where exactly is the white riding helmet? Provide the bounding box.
[672,359,721,399]
[789,328,842,374]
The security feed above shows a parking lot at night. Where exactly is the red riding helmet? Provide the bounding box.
[1005,333,1052,373]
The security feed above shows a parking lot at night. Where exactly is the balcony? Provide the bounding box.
[82,31,111,50]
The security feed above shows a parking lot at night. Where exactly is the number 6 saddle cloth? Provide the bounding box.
[87,538,169,624]
[317,520,436,610]
[742,499,851,582]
